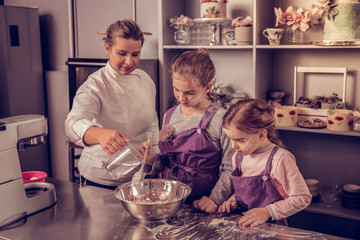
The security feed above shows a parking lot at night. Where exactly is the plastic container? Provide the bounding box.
[22,171,47,183]
[104,143,141,180]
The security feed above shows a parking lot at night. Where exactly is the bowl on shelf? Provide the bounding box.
[114,179,191,221]
[305,179,320,202]
[341,184,360,210]
[22,171,47,183]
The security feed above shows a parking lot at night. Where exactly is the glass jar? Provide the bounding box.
[174,24,191,45]
[286,27,305,44]
[353,118,360,131]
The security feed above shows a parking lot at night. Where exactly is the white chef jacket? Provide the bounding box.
[65,62,159,186]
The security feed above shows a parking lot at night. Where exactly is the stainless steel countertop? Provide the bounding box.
[0,178,345,240]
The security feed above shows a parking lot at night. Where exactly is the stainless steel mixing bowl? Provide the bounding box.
[114,179,191,221]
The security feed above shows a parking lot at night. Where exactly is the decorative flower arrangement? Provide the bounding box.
[169,15,194,29]
[296,96,312,107]
[211,78,230,107]
[274,5,322,32]
[296,93,343,109]
[353,110,360,119]
[201,0,228,3]
[210,78,246,109]
[231,16,253,27]
[159,124,176,142]
[316,0,339,21]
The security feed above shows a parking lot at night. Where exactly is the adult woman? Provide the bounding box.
[65,19,159,189]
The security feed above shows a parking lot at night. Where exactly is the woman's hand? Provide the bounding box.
[83,127,129,155]
[138,141,154,165]
[193,196,218,213]
[237,207,270,227]
[218,198,238,213]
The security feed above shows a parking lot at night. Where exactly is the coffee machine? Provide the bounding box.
[0,115,56,228]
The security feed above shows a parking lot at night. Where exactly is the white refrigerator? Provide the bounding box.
[0,5,50,173]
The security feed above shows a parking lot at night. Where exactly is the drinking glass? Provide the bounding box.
[320,184,340,209]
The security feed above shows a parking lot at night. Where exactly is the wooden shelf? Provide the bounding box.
[256,44,360,49]
[163,45,253,49]
[162,45,360,50]
[277,126,360,137]
[305,199,360,221]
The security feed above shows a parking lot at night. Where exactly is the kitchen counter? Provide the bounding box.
[0,178,346,240]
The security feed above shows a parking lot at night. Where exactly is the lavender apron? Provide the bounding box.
[158,104,222,203]
[231,146,288,225]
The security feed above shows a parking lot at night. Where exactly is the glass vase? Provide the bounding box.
[174,24,191,45]
[286,27,305,44]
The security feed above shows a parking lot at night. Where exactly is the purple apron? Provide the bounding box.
[158,104,222,203]
[231,146,288,225]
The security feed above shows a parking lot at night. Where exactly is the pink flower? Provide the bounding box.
[274,7,286,27]
[170,15,193,27]
[353,111,360,118]
[318,0,328,4]
[231,16,253,27]
[274,5,321,32]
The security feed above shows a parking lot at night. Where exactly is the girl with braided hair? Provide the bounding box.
[218,98,311,226]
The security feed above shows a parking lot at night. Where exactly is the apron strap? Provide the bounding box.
[198,104,220,129]
[234,153,243,176]
[264,145,280,175]
[164,106,177,125]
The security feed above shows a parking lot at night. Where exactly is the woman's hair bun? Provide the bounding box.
[197,48,210,56]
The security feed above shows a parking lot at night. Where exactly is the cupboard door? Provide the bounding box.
[75,0,133,58]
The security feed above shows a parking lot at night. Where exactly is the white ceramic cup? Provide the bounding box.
[263,28,284,45]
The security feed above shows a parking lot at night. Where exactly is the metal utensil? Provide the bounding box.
[131,138,150,195]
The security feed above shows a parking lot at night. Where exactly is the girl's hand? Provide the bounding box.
[218,199,238,213]
[193,196,218,213]
[237,207,271,227]
[138,141,154,165]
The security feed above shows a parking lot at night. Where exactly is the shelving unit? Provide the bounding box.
[157,1,360,232]
[157,0,360,117]
[277,126,360,137]
[306,200,360,222]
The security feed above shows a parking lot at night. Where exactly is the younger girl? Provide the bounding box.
[142,49,234,213]
[218,98,311,226]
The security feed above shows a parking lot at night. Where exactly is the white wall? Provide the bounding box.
[74,0,158,59]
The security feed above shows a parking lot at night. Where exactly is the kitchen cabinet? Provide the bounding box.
[157,0,360,237]
[74,0,158,59]
[74,0,133,58]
